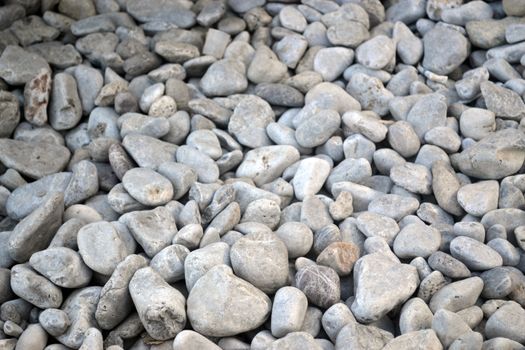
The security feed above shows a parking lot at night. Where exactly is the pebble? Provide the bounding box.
[77,221,129,276]
[187,265,271,337]
[120,206,176,258]
[29,247,91,288]
[49,73,82,131]
[10,263,63,309]
[230,232,288,293]
[0,1,525,348]
[7,192,63,263]
[200,59,247,97]
[351,253,419,323]
[0,139,70,180]
[0,45,50,85]
[271,287,308,338]
[336,322,393,350]
[313,47,354,82]
[450,236,503,271]
[296,264,340,309]
[39,308,70,337]
[129,267,186,340]
[96,254,148,330]
[122,168,173,206]
[236,145,299,186]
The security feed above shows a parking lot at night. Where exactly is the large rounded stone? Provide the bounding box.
[187,265,272,337]
[230,232,289,293]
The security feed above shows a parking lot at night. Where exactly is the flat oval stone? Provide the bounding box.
[450,236,503,271]
[393,223,441,259]
[0,139,70,180]
[187,264,272,337]
[429,277,484,313]
[10,263,63,309]
[122,167,173,206]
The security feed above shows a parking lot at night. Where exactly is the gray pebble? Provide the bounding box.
[150,244,189,283]
[0,45,50,85]
[429,277,483,313]
[423,26,469,75]
[11,263,62,309]
[29,247,91,288]
[130,267,186,341]
[351,253,419,323]
[296,264,340,309]
[120,206,176,258]
[77,221,129,276]
[39,308,70,337]
[95,254,148,330]
[271,286,308,337]
[122,167,173,206]
[187,264,271,337]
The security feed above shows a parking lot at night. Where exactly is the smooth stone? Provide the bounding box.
[230,232,288,293]
[271,287,308,338]
[49,73,82,130]
[227,95,275,148]
[0,45,50,85]
[200,59,247,97]
[292,158,331,200]
[351,253,419,323]
[187,265,271,337]
[236,145,300,186]
[429,277,484,313]
[122,134,178,170]
[422,26,468,75]
[432,309,471,348]
[295,109,341,148]
[120,206,177,258]
[122,168,173,206]
[450,236,503,271]
[7,192,63,263]
[56,287,102,349]
[393,223,441,259]
[295,264,340,309]
[29,247,91,288]
[10,264,63,309]
[130,267,186,341]
[356,212,400,246]
[77,221,129,276]
[383,329,442,350]
[454,128,525,180]
[457,181,499,217]
[173,330,221,350]
[335,322,393,350]
[39,308,71,337]
[399,298,433,334]
[0,139,70,180]
[176,145,219,184]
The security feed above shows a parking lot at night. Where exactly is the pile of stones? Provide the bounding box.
[1,0,525,349]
